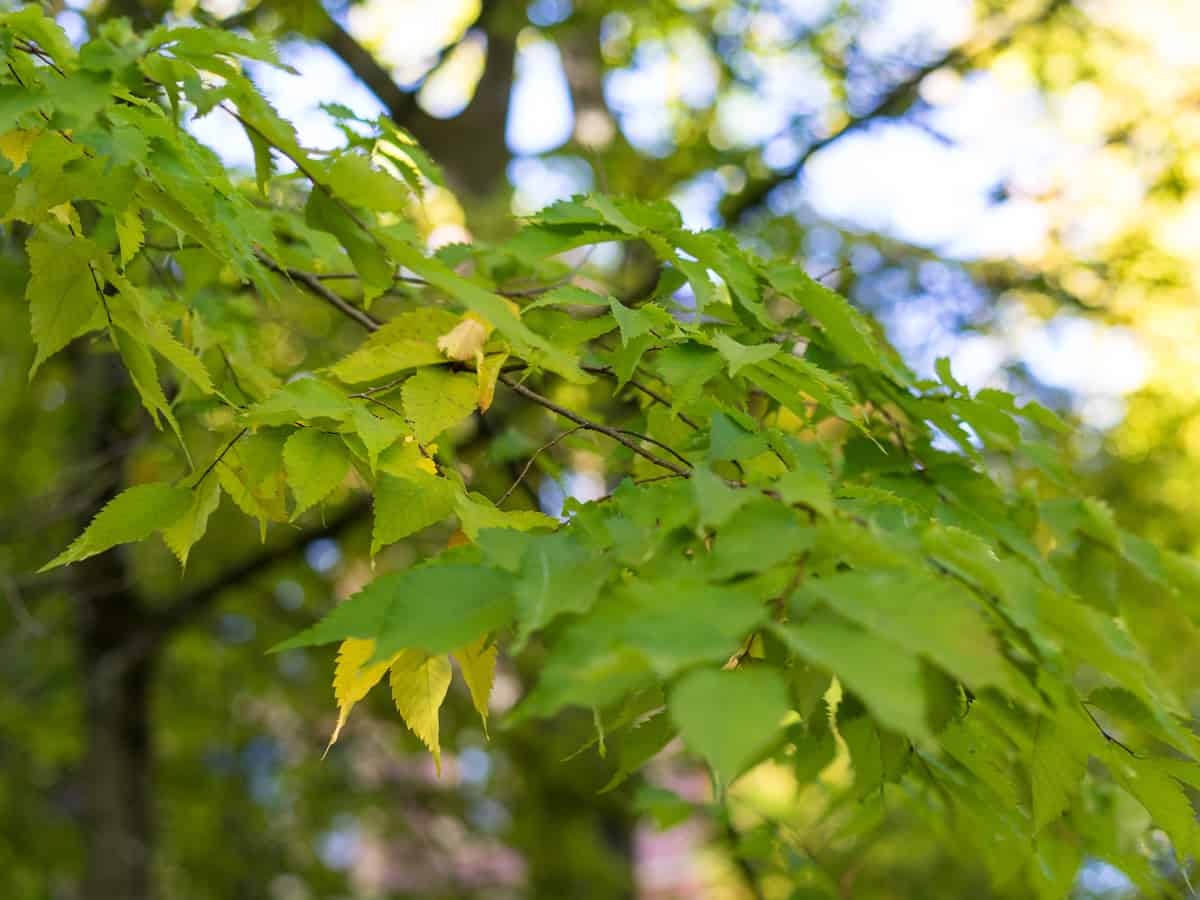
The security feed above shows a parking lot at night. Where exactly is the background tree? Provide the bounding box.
[2,2,1199,900]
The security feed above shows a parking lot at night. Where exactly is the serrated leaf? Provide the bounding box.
[328,308,458,383]
[24,227,103,375]
[453,492,557,541]
[381,237,586,382]
[774,613,932,742]
[1032,717,1084,831]
[693,465,750,529]
[600,711,677,792]
[476,351,507,413]
[109,281,214,395]
[113,324,186,443]
[326,637,394,752]
[245,377,353,427]
[350,402,407,472]
[670,667,789,788]
[514,532,610,645]
[768,263,890,375]
[402,368,478,443]
[389,650,452,773]
[116,207,144,269]
[41,482,192,571]
[163,476,221,568]
[273,564,514,654]
[802,570,1037,706]
[305,186,393,301]
[371,469,457,555]
[454,637,497,736]
[712,333,779,377]
[608,298,655,346]
[322,153,409,212]
[284,428,350,519]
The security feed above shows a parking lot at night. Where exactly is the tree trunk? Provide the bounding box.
[72,351,156,900]
[78,586,156,900]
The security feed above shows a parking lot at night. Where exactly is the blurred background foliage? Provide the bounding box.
[3,0,1200,897]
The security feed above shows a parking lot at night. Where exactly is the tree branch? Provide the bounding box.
[148,497,371,642]
[720,0,1073,225]
[497,374,692,478]
[255,251,383,331]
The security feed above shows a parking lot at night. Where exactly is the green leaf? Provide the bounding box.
[116,207,144,269]
[163,477,221,568]
[453,492,557,540]
[670,667,789,788]
[113,323,184,441]
[600,712,677,792]
[304,186,393,301]
[350,402,407,472]
[321,153,409,212]
[283,428,350,519]
[706,499,812,579]
[617,581,766,676]
[768,263,894,376]
[513,532,610,644]
[1031,717,1084,831]
[801,570,1036,705]
[382,237,586,382]
[774,612,932,742]
[712,333,779,377]
[371,469,457,556]
[693,465,750,530]
[24,226,103,375]
[775,467,833,518]
[608,297,656,346]
[935,356,967,394]
[41,482,193,571]
[273,564,514,655]
[245,377,353,427]
[328,308,459,384]
[402,368,478,443]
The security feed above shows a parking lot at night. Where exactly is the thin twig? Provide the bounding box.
[350,376,407,398]
[1080,702,1143,759]
[192,428,248,489]
[615,428,693,470]
[13,40,65,76]
[498,244,597,298]
[497,425,585,506]
[256,251,382,331]
[583,364,700,430]
[498,375,691,478]
[632,473,687,486]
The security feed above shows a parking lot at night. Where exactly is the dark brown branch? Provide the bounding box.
[314,9,420,125]
[498,374,692,478]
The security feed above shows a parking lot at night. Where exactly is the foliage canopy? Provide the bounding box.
[5,7,1200,898]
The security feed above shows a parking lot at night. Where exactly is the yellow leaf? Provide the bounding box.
[477,351,509,413]
[454,637,498,737]
[436,314,491,362]
[401,434,440,474]
[0,129,38,168]
[389,650,452,774]
[49,202,82,232]
[326,638,394,755]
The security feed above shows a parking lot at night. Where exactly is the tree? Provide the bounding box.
[2,4,1199,900]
